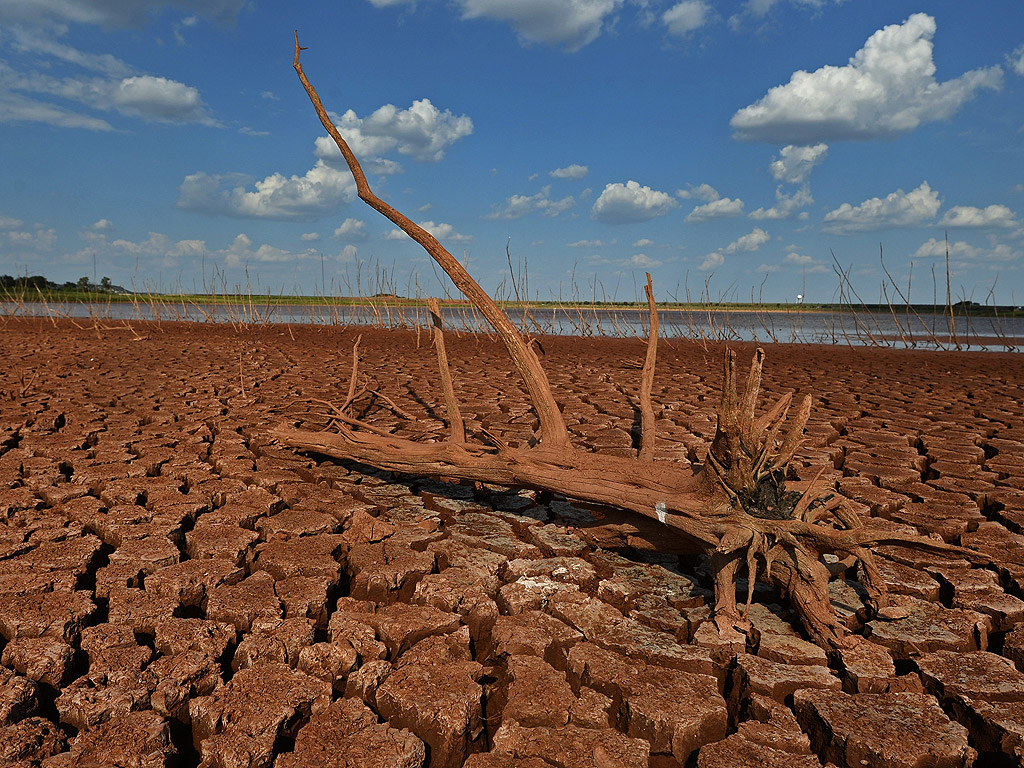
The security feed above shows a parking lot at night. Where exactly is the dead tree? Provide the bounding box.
[275,35,986,649]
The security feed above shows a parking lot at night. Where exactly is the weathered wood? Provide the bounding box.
[276,36,988,649]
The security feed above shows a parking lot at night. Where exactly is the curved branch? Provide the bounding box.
[292,33,569,449]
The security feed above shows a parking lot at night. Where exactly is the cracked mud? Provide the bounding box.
[1,319,1023,767]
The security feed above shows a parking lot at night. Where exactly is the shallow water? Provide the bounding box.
[3,300,1020,351]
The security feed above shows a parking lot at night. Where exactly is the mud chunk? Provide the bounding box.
[729,653,841,715]
[275,576,331,626]
[865,595,988,658]
[446,511,542,559]
[698,694,818,768]
[147,650,222,722]
[327,609,387,669]
[205,570,283,633]
[232,616,315,671]
[835,639,897,693]
[916,650,1024,703]
[0,667,36,725]
[145,558,243,608]
[1,636,75,687]
[412,566,499,650]
[255,508,339,541]
[363,603,462,658]
[106,586,177,634]
[153,618,236,659]
[490,723,649,768]
[793,688,976,768]
[44,710,175,768]
[189,663,331,768]
[253,535,344,583]
[347,535,435,603]
[185,521,258,565]
[1006,623,1024,672]
[567,641,726,762]
[0,590,96,644]
[107,534,181,574]
[55,677,151,731]
[276,697,425,768]
[375,627,484,768]
[503,654,590,728]
[487,610,583,664]
[296,643,350,692]
[549,590,716,676]
[0,716,67,765]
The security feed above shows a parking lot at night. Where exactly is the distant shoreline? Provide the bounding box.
[3,291,1021,318]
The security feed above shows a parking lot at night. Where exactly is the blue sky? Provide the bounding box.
[1,1,1022,304]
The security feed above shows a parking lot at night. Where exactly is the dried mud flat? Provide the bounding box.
[1,317,1023,768]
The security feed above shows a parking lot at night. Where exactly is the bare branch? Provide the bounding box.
[638,272,658,462]
[429,297,466,444]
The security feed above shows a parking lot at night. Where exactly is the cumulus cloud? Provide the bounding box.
[550,164,589,180]
[676,183,720,202]
[939,204,1017,228]
[629,253,662,269]
[0,0,247,27]
[334,217,368,240]
[697,227,769,272]
[662,1,711,37]
[592,180,678,224]
[725,227,770,253]
[685,196,745,222]
[823,181,940,233]
[457,0,624,52]
[731,14,1003,143]
[750,186,813,220]
[770,143,828,184]
[177,161,357,220]
[0,214,25,230]
[1008,44,1024,76]
[0,64,215,127]
[568,239,606,248]
[487,186,575,219]
[315,99,472,168]
[633,238,653,247]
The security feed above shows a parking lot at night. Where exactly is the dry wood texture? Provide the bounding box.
[275,35,986,649]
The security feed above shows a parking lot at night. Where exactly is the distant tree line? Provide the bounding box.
[1,274,117,292]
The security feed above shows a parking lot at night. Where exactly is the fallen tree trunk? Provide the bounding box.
[275,35,987,649]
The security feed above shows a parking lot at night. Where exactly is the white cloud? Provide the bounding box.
[4,227,57,251]
[568,239,606,248]
[0,64,215,127]
[633,238,653,247]
[939,204,1017,228]
[1008,45,1024,77]
[177,160,358,220]
[92,218,114,231]
[770,143,828,184]
[823,181,941,233]
[698,251,724,271]
[662,1,711,37]
[550,164,589,180]
[629,253,662,269]
[912,237,978,261]
[750,185,813,220]
[731,14,1003,143]
[725,227,770,253]
[676,183,719,201]
[300,232,320,241]
[315,99,472,168]
[334,217,368,239]
[0,1,247,27]
[592,180,677,224]
[685,196,745,222]
[457,0,624,52]
[0,214,25,230]
[112,75,212,123]
[697,227,769,272]
[487,186,575,219]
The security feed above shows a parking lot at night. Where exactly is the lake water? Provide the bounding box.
[3,300,1021,351]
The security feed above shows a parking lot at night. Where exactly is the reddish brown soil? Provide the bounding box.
[1,317,1023,767]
